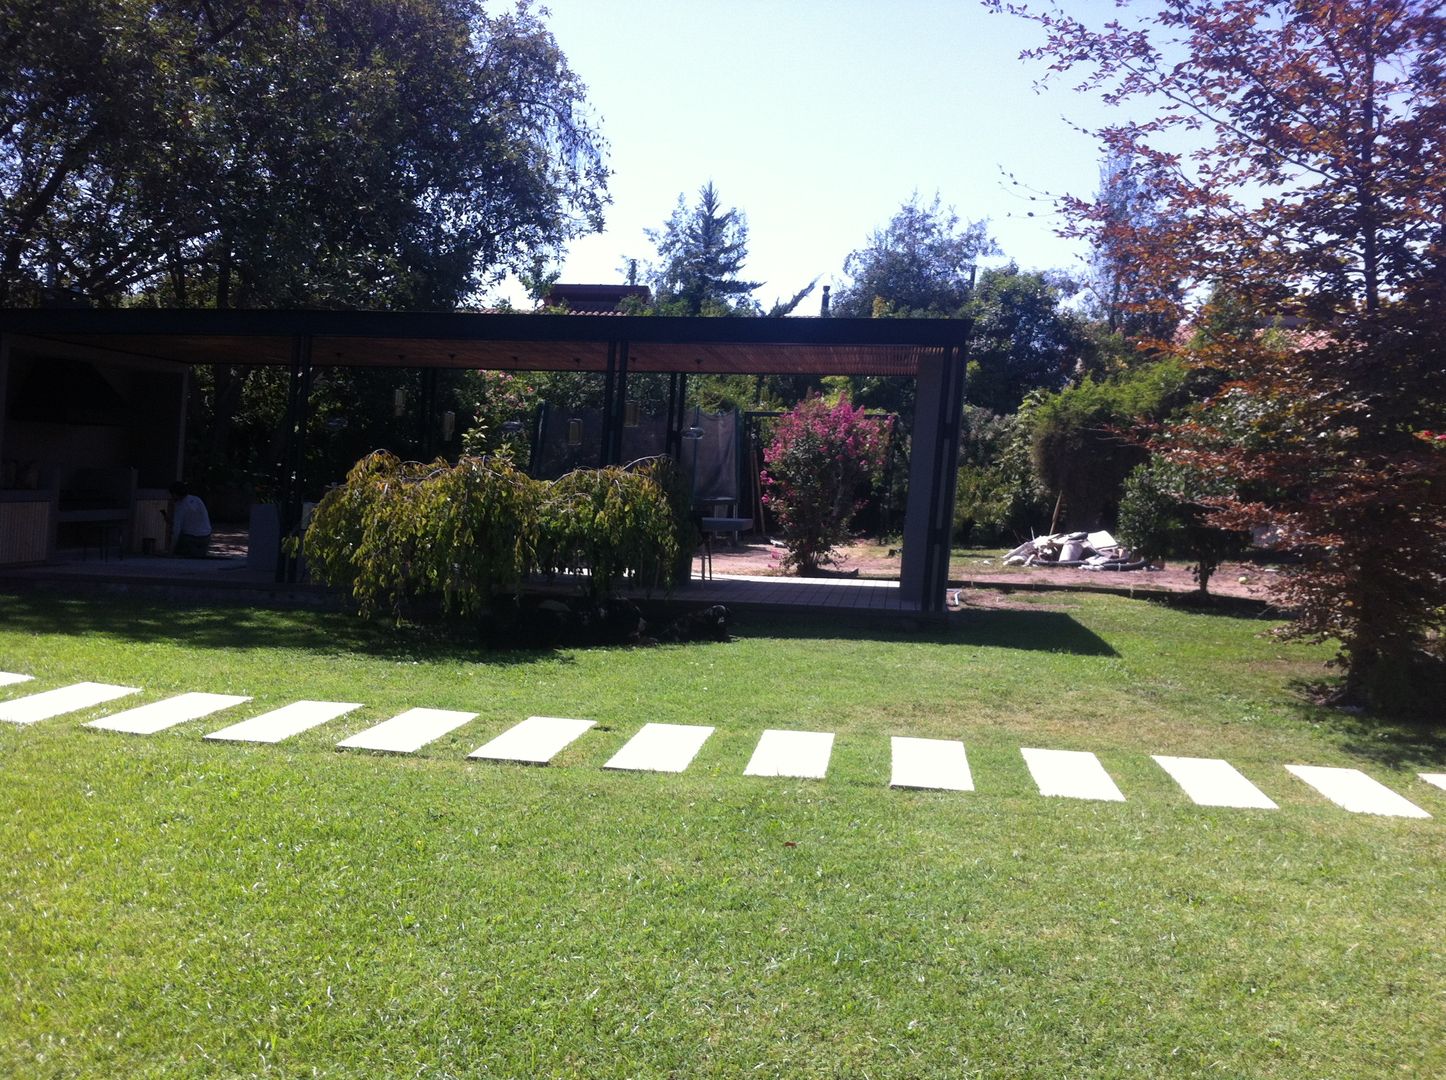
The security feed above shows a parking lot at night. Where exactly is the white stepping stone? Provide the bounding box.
[336,707,476,754]
[468,715,595,764]
[1021,747,1126,802]
[604,723,713,773]
[744,729,835,779]
[1285,765,1430,818]
[206,700,362,744]
[0,682,140,725]
[89,692,251,735]
[1420,773,1446,793]
[0,672,34,687]
[1152,755,1277,810]
[890,736,973,791]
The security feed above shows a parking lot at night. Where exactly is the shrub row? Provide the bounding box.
[303,451,689,621]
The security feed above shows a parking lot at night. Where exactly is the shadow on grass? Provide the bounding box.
[2,591,1120,663]
[1139,591,1281,619]
[1284,680,1446,770]
[732,607,1118,657]
[0,592,556,667]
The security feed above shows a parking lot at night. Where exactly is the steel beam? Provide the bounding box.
[275,334,313,583]
[899,344,966,616]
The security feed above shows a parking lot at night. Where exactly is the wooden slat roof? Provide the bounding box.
[0,309,970,376]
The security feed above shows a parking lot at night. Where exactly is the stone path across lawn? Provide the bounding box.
[337,708,477,754]
[206,700,363,744]
[0,672,33,687]
[1021,747,1127,802]
[2,673,1440,819]
[604,722,714,773]
[469,715,595,765]
[1284,765,1432,819]
[89,692,251,735]
[890,737,973,792]
[1152,755,1278,810]
[744,729,835,780]
[0,682,140,725]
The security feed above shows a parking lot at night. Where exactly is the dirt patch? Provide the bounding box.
[705,539,1286,603]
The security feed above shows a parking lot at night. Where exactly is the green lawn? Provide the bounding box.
[1,591,1443,1078]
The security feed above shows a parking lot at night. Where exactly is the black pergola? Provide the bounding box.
[0,309,971,613]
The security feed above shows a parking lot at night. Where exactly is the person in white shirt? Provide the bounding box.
[164,482,212,557]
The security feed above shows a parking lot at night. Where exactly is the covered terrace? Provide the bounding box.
[0,308,970,616]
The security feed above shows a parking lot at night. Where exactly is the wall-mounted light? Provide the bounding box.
[441,411,456,441]
[393,388,406,417]
[623,401,640,428]
[566,418,584,447]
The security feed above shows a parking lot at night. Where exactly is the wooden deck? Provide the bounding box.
[0,555,941,622]
[672,572,920,615]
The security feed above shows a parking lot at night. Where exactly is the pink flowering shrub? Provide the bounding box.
[761,396,891,575]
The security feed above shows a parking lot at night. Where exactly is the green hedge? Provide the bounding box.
[303,452,685,621]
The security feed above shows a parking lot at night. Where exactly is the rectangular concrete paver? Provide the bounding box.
[1285,765,1430,818]
[469,716,595,764]
[1152,755,1277,809]
[604,723,713,773]
[89,692,251,735]
[0,672,34,687]
[890,737,973,791]
[1420,773,1446,793]
[1021,747,1125,802]
[0,682,140,725]
[744,729,835,779]
[336,708,476,754]
[206,700,362,744]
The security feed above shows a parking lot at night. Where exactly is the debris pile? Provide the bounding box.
[1003,531,1152,572]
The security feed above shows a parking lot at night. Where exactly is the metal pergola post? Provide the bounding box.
[275,333,313,583]
[599,341,617,465]
[599,339,630,466]
[899,343,967,615]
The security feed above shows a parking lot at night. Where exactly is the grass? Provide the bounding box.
[1,590,1443,1078]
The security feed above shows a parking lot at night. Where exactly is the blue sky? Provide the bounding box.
[494,0,1131,307]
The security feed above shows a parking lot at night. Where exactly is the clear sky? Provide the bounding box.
[493,0,1130,308]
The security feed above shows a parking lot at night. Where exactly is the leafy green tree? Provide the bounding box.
[1028,360,1190,530]
[830,194,997,318]
[1,0,607,309]
[953,406,1050,545]
[964,263,1090,413]
[641,182,761,315]
[1117,453,1249,597]
[4,0,608,506]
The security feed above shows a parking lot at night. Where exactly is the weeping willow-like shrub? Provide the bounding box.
[428,455,542,616]
[539,465,679,597]
[305,451,445,618]
[303,450,681,621]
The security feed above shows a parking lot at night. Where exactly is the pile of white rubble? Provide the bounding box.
[1002,531,1151,571]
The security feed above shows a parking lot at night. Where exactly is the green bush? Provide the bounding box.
[1117,455,1249,595]
[952,406,1049,544]
[1028,359,1189,528]
[538,466,680,597]
[304,451,682,621]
